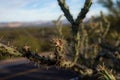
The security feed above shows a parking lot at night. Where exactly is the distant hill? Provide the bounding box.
[0,20,70,28]
[0,21,54,28]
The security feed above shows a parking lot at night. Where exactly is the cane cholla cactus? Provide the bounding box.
[96,64,116,80]
[0,0,119,79]
[58,0,92,66]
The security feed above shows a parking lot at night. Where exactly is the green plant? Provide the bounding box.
[96,64,116,80]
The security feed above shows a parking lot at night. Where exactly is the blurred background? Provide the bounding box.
[0,0,120,60]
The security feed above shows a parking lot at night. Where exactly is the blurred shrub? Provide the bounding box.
[13,35,40,51]
[98,0,120,32]
[0,27,59,52]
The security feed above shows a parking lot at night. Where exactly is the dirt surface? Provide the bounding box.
[0,57,78,80]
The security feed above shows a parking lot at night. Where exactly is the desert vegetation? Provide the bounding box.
[0,0,120,80]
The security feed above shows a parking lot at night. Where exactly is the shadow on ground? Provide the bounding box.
[0,62,78,80]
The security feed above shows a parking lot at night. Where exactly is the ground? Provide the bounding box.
[0,58,78,80]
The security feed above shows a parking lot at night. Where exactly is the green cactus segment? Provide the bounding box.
[57,0,74,24]
[75,0,92,25]
[96,65,116,80]
[0,43,21,56]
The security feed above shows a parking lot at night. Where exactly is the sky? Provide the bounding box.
[0,0,107,22]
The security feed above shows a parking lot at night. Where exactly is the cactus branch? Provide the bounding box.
[75,0,92,25]
[57,0,74,24]
[0,42,93,76]
[0,43,21,56]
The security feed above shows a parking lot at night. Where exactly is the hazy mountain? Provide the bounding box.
[0,17,92,28]
[0,21,54,28]
[0,20,70,28]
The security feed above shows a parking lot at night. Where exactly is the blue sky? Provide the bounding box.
[0,0,107,22]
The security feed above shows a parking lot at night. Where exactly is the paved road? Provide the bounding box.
[0,58,78,80]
